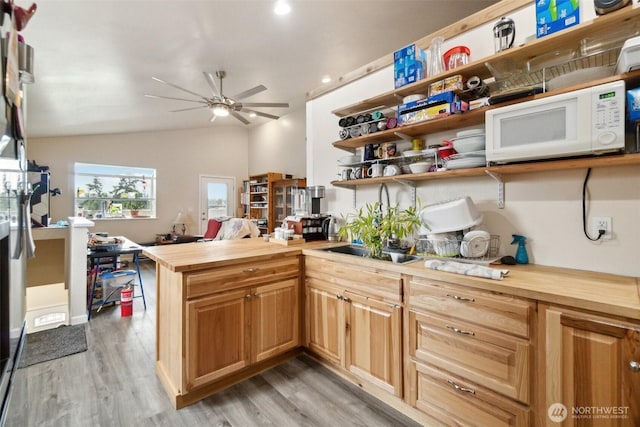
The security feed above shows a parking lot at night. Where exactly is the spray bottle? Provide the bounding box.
[511,234,529,264]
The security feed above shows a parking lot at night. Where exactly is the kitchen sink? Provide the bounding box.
[319,245,423,264]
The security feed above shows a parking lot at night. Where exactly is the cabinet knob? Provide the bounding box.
[245,294,251,299]
[336,294,343,300]
[446,325,475,336]
[446,379,475,395]
[343,297,351,303]
[446,293,475,302]
[631,361,640,372]
[254,292,259,298]
[243,267,259,273]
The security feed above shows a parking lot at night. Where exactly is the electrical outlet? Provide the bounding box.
[592,216,612,240]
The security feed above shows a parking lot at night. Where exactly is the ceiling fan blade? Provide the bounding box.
[144,94,207,104]
[170,105,209,113]
[241,108,280,120]
[151,76,208,100]
[241,102,289,108]
[231,85,266,101]
[230,110,250,125]
[203,72,221,98]
[210,114,217,123]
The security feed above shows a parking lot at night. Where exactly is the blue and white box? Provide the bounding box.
[536,0,580,38]
[394,44,427,89]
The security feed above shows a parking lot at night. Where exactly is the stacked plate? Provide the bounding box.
[447,128,486,169]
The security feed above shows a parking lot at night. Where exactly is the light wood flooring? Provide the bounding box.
[15,259,421,427]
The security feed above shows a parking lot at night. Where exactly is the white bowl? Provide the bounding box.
[409,162,431,174]
[456,128,484,138]
[452,135,485,153]
[420,196,483,234]
[403,150,422,157]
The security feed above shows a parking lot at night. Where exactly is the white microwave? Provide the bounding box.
[485,80,626,164]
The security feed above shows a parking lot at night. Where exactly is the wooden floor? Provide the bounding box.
[17,259,421,427]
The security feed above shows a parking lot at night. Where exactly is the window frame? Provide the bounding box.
[73,162,157,220]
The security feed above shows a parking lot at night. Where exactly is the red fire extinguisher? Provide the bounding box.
[121,284,133,317]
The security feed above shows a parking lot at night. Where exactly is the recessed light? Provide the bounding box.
[321,76,332,84]
[274,0,291,15]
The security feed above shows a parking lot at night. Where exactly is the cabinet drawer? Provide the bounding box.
[408,360,530,427]
[305,256,402,303]
[409,309,531,404]
[186,256,300,299]
[408,277,534,338]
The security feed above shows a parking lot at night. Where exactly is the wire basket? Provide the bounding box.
[416,234,500,262]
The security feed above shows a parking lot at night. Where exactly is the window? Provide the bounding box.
[74,163,156,220]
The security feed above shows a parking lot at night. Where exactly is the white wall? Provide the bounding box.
[306,4,640,277]
[28,126,249,242]
[248,108,306,179]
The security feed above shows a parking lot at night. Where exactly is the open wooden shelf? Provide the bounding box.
[331,5,640,118]
[331,153,640,188]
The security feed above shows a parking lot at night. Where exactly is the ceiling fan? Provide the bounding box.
[144,71,289,125]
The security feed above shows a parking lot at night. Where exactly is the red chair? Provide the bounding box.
[203,219,222,240]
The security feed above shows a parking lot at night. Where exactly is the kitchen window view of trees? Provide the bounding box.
[74,162,156,219]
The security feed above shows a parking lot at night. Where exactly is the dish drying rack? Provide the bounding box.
[416,234,501,266]
[485,45,622,93]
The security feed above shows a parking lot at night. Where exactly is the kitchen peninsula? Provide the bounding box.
[143,239,640,426]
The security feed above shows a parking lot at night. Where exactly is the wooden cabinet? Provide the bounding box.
[540,305,640,427]
[344,290,402,397]
[304,256,403,397]
[186,288,251,389]
[406,276,536,425]
[305,278,343,365]
[155,252,301,408]
[243,172,283,234]
[251,278,300,363]
[272,178,306,229]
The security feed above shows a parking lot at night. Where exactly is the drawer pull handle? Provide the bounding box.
[446,293,475,302]
[446,325,475,336]
[631,361,640,372]
[447,380,475,395]
[243,268,259,273]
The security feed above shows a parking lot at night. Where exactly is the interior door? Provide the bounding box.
[199,175,235,233]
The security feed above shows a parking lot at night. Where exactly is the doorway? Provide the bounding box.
[199,175,236,234]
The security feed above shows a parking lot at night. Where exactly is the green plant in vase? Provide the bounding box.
[338,201,420,259]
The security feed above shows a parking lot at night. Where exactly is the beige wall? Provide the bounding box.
[28,126,249,243]
[248,108,306,179]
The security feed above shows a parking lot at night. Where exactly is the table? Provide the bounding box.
[87,236,146,320]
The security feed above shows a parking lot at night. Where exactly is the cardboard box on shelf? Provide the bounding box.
[536,0,580,38]
[394,44,427,89]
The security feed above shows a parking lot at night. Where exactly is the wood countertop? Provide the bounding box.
[303,247,640,321]
[143,239,640,321]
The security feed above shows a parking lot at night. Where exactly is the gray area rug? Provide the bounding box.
[18,324,87,368]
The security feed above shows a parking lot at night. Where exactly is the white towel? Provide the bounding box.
[424,259,509,281]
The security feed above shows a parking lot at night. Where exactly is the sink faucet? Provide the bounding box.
[378,183,390,215]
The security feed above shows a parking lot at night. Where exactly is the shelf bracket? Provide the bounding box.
[394,132,414,142]
[485,170,505,209]
[391,178,417,208]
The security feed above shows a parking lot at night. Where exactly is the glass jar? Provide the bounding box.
[428,36,445,77]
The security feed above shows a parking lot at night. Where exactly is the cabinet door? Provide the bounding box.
[344,290,402,397]
[252,278,300,363]
[543,306,640,426]
[305,277,343,366]
[185,288,251,390]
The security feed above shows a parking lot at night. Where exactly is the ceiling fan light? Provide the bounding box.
[212,104,230,117]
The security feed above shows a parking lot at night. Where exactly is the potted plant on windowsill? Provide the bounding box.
[338,201,420,259]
